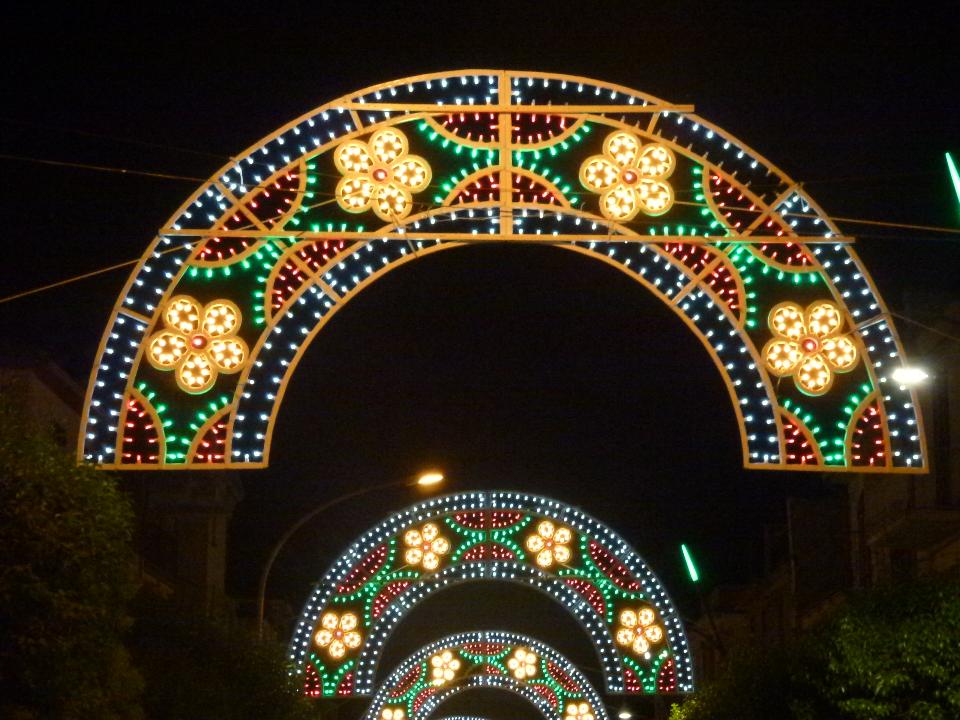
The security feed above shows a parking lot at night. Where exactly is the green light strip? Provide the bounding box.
[946,152,960,213]
[680,544,699,583]
[511,156,579,205]
[781,397,831,463]
[781,381,872,466]
[433,159,500,205]
[135,380,177,462]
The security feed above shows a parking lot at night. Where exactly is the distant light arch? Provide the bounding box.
[291,492,691,697]
[362,631,611,720]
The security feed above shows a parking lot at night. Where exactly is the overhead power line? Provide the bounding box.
[0,116,230,161]
[0,153,208,183]
[3,149,960,236]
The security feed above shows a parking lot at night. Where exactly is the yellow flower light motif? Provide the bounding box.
[430,649,461,686]
[403,522,450,571]
[146,295,248,394]
[616,607,665,656]
[564,701,596,720]
[381,708,406,720]
[762,300,859,396]
[579,131,675,221]
[525,520,573,569]
[334,128,431,222]
[507,647,539,680]
[314,611,362,659]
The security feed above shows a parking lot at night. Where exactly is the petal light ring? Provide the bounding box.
[334,127,432,222]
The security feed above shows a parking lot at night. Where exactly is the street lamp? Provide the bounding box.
[892,366,929,386]
[256,470,445,639]
[680,543,726,657]
[416,471,445,486]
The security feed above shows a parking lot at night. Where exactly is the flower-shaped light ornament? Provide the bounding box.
[525,520,573,569]
[314,611,362,659]
[381,708,406,720]
[507,647,539,680]
[430,649,461,686]
[616,607,664,656]
[762,300,859,396]
[565,701,596,720]
[334,128,431,222]
[579,131,675,221]
[146,295,248,394]
[403,522,450,571]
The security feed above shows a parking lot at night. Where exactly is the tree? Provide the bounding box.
[666,643,825,720]
[816,576,960,719]
[670,576,960,720]
[0,382,143,719]
[129,595,318,720]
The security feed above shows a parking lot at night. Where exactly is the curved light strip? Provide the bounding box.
[363,630,610,720]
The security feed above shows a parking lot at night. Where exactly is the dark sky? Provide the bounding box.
[2,0,959,676]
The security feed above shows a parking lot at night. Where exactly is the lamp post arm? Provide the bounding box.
[256,479,407,639]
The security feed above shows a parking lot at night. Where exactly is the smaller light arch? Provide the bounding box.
[364,631,610,720]
[291,492,692,697]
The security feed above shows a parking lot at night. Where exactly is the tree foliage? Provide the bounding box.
[129,596,318,720]
[818,577,960,719]
[670,576,960,720]
[0,382,143,719]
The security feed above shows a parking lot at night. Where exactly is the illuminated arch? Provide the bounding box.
[363,631,610,720]
[290,492,691,697]
[80,70,926,472]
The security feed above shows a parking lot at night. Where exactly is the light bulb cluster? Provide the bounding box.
[83,70,923,474]
[363,631,609,720]
[802,235,923,467]
[289,492,694,696]
[82,313,149,463]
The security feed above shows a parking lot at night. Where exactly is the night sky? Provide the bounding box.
[2,1,959,688]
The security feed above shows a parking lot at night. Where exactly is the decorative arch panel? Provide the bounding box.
[79,70,926,472]
[289,492,692,696]
[363,631,610,720]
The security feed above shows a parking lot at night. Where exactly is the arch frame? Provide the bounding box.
[290,491,693,696]
[363,630,611,720]
[78,69,926,473]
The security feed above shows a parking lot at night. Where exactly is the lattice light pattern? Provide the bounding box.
[81,70,925,472]
[290,492,692,697]
[363,631,609,720]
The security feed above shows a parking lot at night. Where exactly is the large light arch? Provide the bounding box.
[362,631,611,720]
[290,492,692,697]
[79,70,926,472]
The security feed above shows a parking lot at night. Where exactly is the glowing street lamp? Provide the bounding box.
[257,469,445,638]
[892,366,929,386]
[618,709,633,719]
[416,471,445,487]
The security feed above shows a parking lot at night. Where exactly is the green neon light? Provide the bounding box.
[780,381,873,466]
[135,380,180,462]
[680,544,699,583]
[947,152,960,213]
